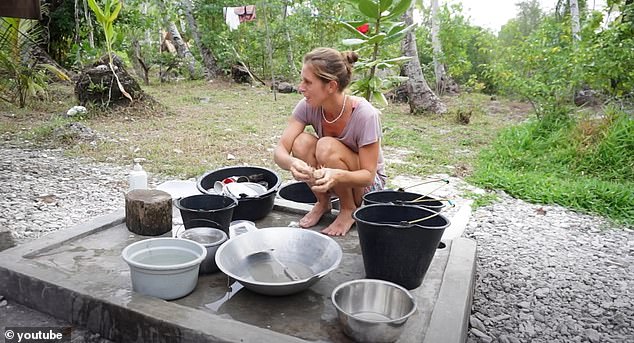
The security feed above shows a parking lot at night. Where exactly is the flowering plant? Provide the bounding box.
[339,0,415,106]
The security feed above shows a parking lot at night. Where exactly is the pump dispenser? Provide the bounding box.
[128,158,148,191]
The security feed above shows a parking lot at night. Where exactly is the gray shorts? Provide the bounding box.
[363,172,387,194]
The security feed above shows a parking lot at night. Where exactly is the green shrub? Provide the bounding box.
[471,107,634,225]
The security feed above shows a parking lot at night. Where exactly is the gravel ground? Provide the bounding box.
[1,144,632,342]
[465,193,633,343]
[0,144,164,244]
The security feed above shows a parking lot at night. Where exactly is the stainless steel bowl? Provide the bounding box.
[215,227,342,296]
[331,279,417,343]
[177,227,227,274]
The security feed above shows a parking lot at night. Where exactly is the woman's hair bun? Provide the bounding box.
[343,51,359,65]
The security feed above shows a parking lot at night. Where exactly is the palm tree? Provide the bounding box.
[0,17,68,108]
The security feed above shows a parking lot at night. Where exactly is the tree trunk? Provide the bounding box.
[431,0,447,94]
[182,0,220,79]
[283,2,298,76]
[167,22,197,79]
[74,0,80,44]
[83,0,94,48]
[132,38,150,85]
[569,0,581,42]
[125,189,172,236]
[401,5,446,114]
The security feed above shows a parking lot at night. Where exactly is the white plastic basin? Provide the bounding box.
[121,237,207,300]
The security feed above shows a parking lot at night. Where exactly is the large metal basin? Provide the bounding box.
[215,227,342,296]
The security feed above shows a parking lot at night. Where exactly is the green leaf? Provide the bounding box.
[366,32,386,45]
[386,21,406,36]
[382,56,412,63]
[339,21,368,39]
[40,64,70,81]
[110,0,122,22]
[342,38,367,46]
[372,91,388,106]
[379,0,394,12]
[384,0,412,20]
[358,0,380,19]
[87,0,106,23]
[383,22,416,44]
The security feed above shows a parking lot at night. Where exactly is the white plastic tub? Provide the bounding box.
[122,238,207,300]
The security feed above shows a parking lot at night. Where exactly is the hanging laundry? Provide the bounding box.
[224,7,241,31]
[0,0,41,19]
[234,5,256,23]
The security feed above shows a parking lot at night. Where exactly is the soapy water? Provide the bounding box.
[247,260,314,283]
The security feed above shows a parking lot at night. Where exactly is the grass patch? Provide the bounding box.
[463,190,499,209]
[382,93,527,178]
[1,81,528,186]
[471,107,634,225]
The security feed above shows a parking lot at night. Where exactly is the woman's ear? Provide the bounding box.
[328,80,339,94]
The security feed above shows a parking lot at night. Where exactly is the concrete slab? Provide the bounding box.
[0,200,476,343]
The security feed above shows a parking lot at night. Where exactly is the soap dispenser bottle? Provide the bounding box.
[128,158,148,191]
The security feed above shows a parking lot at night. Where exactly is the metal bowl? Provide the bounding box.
[177,227,227,274]
[215,227,342,296]
[331,279,417,343]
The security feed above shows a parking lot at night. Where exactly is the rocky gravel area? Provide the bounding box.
[1,143,632,342]
[465,193,633,343]
[0,144,165,244]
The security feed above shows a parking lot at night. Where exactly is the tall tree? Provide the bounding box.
[569,0,581,42]
[282,1,298,76]
[430,0,448,94]
[83,0,94,47]
[157,0,197,79]
[166,22,197,79]
[181,0,220,79]
[402,4,446,114]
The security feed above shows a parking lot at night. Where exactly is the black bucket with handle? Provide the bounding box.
[362,190,445,211]
[352,203,450,290]
[174,194,238,234]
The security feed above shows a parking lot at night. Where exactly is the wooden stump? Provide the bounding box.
[0,227,15,252]
[125,189,172,236]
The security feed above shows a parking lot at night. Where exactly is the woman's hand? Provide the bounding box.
[311,167,338,193]
[290,159,315,183]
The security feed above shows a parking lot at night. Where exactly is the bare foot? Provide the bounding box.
[321,209,355,236]
[299,201,331,228]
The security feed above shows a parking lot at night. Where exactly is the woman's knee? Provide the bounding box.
[291,133,317,158]
[315,137,357,168]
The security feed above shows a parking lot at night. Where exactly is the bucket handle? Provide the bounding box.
[394,197,452,205]
[397,178,449,192]
[401,200,455,226]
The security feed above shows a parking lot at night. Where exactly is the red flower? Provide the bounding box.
[356,23,369,34]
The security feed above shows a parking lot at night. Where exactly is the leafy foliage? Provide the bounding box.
[0,17,69,108]
[415,3,497,92]
[338,0,415,105]
[488,1,634,110]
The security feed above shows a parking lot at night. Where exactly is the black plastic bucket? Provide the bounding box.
[362,190,445,211]
[197,166,281,221]
[174,194,238,234]
[277,181,340,209]
[353,204,450,290]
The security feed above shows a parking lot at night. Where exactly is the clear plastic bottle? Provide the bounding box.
[128,158,148,191]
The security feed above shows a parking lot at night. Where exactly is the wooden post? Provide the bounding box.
[125,189,172,236]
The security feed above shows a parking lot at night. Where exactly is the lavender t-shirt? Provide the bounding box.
[292,97,386,178]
